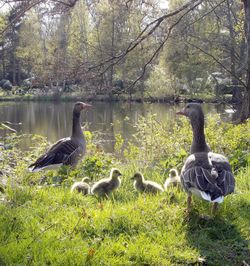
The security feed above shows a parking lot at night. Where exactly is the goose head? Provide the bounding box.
[169,169,178,179]
[74,102,92,113]
[110,168,122,179]
[81,177,91,183]
[131,172,144,182]
[176,103,204,121]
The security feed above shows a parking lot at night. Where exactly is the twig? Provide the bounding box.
[1,0,45,35]
[83,0,203,72]
[126,0,203,91]
[186,41,247,89]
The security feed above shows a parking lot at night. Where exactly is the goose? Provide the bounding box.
[164,168,181,190]
[131,172,164,194]
[28,102,92,172]
[91,168,122,198]
[71,177,91,195]
[177,103,235,215]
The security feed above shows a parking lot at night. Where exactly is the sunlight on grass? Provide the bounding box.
[0,118,249,265]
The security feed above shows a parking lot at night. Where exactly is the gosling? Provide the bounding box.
[71,177,91,195]
[91,168,122,198]
[164,168,180,190]
[131,172,164,194]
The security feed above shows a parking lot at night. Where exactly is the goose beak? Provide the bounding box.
[176,108,185,116]
[81,103,92,109]
[130,176,135,180]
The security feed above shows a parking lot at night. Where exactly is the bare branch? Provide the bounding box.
[186,41,247,88]
[1,0,45,35]
[127,0,204,91]
[79,0,204,74]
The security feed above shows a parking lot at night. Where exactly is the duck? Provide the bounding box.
[28,102,92,172]
[91,168,122,198]
[164,168,181,190]
[131,172,164,194]
[177,103,235,215]
[71,177,91,195]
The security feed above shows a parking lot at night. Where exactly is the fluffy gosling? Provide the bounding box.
[131,172,164,194]
[71,177,91,195]
[91,168,122,198]
[164,168,181,190]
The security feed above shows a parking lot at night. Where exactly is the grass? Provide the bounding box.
[0,165,249,265]
[0,116,249,265]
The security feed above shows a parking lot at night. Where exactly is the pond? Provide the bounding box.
[0,101,233,152]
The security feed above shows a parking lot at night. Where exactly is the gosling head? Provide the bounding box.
[81,177,91,183]
[169,169,178,179]
[110,168,122,179]
[131,172,144,182]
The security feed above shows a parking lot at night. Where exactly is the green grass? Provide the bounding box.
[0,165,249,266]
[0,117,249,265]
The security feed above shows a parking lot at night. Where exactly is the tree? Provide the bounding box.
[240,0,250,122]
[0,0,249,121]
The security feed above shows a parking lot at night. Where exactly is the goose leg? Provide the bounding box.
[187,194,192,211]
[184,194,192,215]
[211,202,218,216]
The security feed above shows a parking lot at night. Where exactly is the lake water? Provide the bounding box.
[0,101,232,152]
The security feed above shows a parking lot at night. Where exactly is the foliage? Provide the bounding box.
[2,0,245,100]
[145,64,176,98]
[15,11,44,79]
[117,113,250,173]
[0,114,249,265]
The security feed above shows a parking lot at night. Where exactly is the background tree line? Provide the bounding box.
[0,0,249,120]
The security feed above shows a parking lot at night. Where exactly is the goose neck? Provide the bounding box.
[72,111,84,138]
[190,116,209,153]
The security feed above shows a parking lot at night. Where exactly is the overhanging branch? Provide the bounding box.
[186,40,247,88]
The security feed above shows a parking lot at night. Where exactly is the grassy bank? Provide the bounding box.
[0,115,249,265]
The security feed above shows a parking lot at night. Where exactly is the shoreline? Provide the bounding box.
[0,93,233,104]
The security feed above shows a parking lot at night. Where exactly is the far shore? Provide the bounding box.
[0,93,233,104]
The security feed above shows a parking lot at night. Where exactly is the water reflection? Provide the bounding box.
[0,101,229,152]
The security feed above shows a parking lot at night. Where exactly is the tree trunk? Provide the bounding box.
[12,53,16,85]
[110,5,115,88]
[2,44,5,78]
[226,0,237,85]
[17,60,21,85]
[240,0,250,122]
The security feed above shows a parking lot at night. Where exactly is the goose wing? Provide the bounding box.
[145,181,164,193]
[209,152,235,195]
[91,179,111,196]
[181,152,235,201]
[29,137,84,171]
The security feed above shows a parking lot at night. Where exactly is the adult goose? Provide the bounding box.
[177,103,235,215]
[29,102,92,172]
